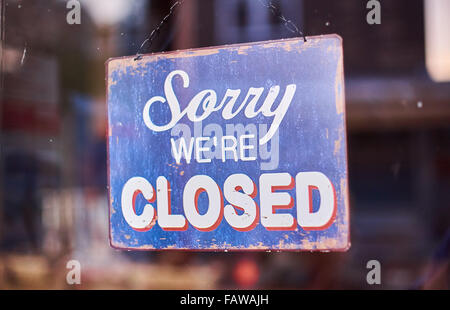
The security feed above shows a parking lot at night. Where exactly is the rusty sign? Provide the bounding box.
[106,34,350,251]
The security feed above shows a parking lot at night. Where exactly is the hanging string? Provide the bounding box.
[257,0,307,42]
[134,0,185,60]
[134,0,306,61]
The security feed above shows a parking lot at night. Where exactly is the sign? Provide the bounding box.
[106,35,350,251]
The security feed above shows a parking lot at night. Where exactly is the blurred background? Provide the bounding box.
[0,0,449,289]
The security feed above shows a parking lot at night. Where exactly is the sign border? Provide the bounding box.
[105,34,351,252]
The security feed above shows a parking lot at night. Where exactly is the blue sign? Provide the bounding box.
[106,35,350,251]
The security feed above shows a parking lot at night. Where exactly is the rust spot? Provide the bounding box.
[246,242,267,250]
[333,127,344,156]
[301,237,340,250]
[236,45,252,55]
[334,41,345,115]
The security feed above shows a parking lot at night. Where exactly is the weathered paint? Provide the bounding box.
[106,35,350,251]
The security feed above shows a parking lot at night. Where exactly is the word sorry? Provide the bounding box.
[143,70,296,145]
[121,172,336,232]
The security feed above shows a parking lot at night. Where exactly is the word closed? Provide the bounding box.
[106,35,350,251]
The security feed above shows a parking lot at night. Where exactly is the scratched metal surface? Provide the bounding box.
[106,34,349,251]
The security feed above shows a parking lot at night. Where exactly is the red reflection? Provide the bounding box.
[233,258,260,288]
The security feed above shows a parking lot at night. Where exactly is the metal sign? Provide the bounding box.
[106,35,350,251]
